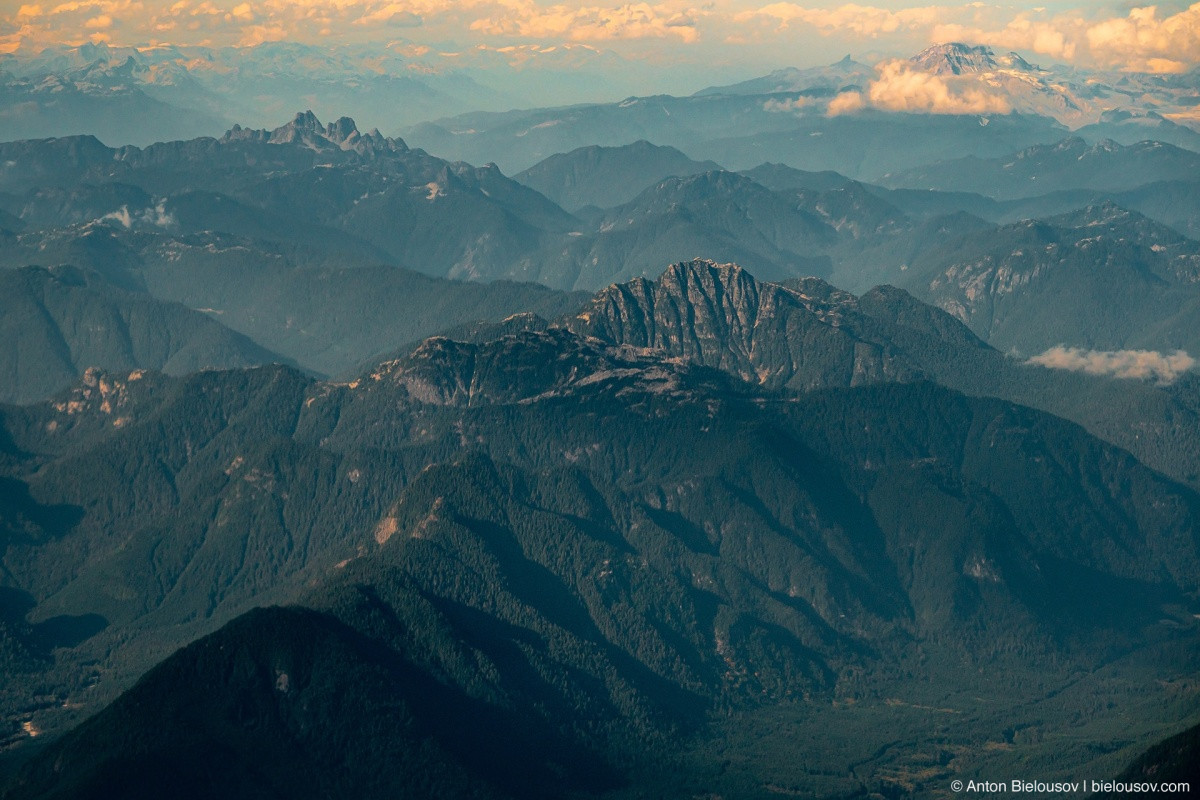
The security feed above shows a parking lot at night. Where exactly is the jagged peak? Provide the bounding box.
[220,111,407,154]
[567,259,928,391]
[325,115,359,144]
[661,257,754,284]
[268,110,325,144]
[587,259,850,312]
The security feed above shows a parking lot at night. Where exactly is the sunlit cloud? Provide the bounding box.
[354,4,424,26]
[931,12,1082,62]
[739,3,943,37]
[1028,346,1198,384]
[1,1,1199,75]
[470,0,703,42]
[826,90,866,113]
[827,57,1011,115]
[762,95,815,112]
[1083,3,1200,73]
[736,2,1200,73]
[929,3,1200,72]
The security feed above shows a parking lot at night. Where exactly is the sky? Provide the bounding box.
[2,1,1199,74]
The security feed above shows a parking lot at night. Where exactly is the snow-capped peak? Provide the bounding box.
[909,43,1038,76]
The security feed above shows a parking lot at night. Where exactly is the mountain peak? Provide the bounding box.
[325,115,360,144]
[567,260,923,391]
[909,42,1041,76]
[221,111,406,154]
[657,258,758,296]
[269,110,325,144]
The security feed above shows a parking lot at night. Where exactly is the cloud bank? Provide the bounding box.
[1027,346,1198,384]
[741,2,1200,73]
[827,58,1010,115]
[3,1,1200,75]
[471,0,702,42]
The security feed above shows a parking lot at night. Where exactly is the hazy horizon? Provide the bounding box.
[4,1,1199,80]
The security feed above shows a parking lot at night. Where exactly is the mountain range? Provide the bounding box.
[0,41,654,146]
[700,44,1200,143]
[879,137,1200,200]
[5,112,1200,383]
[2,53,1200,796]
[405,98,1071,177]
[7,41,1199,163]
[2,261,1198,798]
[404,42,1200,176]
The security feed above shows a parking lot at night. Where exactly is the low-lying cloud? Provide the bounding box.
[762,95,815,112]
[100,200,176,230]
[826,59,1010,115]
[1027,346,1197,384]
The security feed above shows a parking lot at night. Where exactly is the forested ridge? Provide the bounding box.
[2,264,1198,796]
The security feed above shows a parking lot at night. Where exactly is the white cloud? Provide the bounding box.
[100,206,133,228]
[1083,3,1200,73]
[826,89,865,114]
[2,0,1200,75]
[99,200,176,229]
[868,58,1009,112]
[825,58,1009,115]
[740,3,942,37]
[354,3,423,26]
[1028,346,1197,384]
[471,0,702,43]
[736,2,1200,73]
[929,3,1200,72]
[762,95,814,112]
[931,12,1082,62]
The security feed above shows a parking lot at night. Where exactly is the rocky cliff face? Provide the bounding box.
[364,326,738,407]
[566,259,923,391]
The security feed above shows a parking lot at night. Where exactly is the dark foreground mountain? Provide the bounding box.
[1091,720,1200,798]
[4,606,616,800]
[1,262,1198,799]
